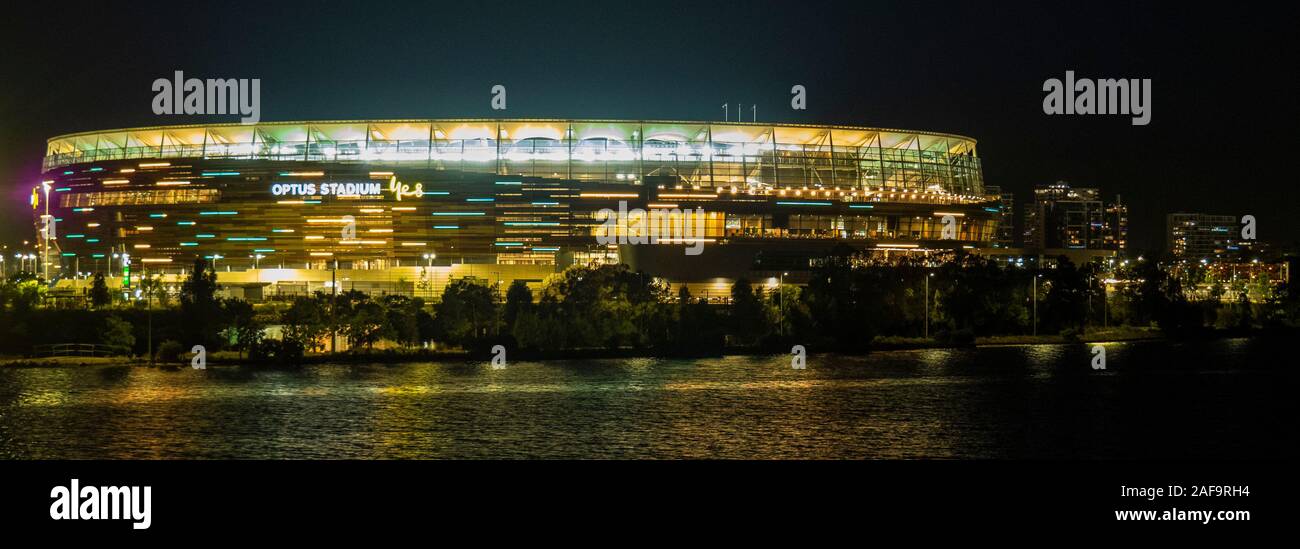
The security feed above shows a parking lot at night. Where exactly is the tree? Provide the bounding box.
[801,253,875,350]
[89,272,112,309]
[101,315,135,355]
[180,258,222,349]
[139,273,171,308]
[9,279,45,314]
[1124,260,1197,333]
[222,298,263,360]
[381,294,423,348]
[346,300,389,351]
[503,280,533,335]
[432,278,498,348]
[728,278,769,345]
[1234,289,1254,329]
[1041,257,1089,334]
[672,286,724,353]
[281,295,328,356]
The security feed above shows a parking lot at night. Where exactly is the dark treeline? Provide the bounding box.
[2,251,1298,364]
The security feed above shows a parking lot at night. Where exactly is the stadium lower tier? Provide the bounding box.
[36,158,1001,288]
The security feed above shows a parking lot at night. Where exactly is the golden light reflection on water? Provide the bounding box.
[16,389,71,407]
[0,338,1280,459]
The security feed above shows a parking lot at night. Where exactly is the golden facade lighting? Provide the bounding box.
[657,194,715,199]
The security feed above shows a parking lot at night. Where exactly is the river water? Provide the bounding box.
[0,338,1288,459]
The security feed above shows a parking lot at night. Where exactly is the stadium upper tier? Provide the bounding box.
[45,119,984,195]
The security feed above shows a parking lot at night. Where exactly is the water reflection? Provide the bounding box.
[0,339,1288,459]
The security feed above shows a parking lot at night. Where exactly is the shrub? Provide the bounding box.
[155,340,185,365]
[935,328,975,346]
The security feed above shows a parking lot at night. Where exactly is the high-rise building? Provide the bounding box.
[1167,213,1240,258]
[1023,181,1105,250]
[1104,195,1128,252]
[984,185,1016,248]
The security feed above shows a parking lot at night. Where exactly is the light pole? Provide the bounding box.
[41,181,51,281]
[1086,273,1092,332]
[925,272,933,339]
[330,259,338,353]
[779,271,788,337]
[1032,273,1040,336]
[145,269,153,366]
[1103,280,1110,328]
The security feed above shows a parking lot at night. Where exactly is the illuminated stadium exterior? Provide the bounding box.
[38,119,998,298]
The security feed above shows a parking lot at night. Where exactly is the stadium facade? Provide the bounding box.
[37,119,999,299]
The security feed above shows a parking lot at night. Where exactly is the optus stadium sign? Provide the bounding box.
[269,177,425,200]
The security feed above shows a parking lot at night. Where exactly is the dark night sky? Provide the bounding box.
[1,1,1294,253]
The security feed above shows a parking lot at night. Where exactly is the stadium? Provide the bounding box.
[36,119,998,300]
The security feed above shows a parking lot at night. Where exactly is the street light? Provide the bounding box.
[1032,273,1042,336]
[925,272,934,339]
[40,180,51,281]
[779,271,789,337]
[1103,279,1111,328]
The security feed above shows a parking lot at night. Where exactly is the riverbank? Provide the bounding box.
[0,356,138,368]
[5,325,1290,368]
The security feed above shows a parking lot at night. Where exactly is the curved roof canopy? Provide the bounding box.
[45,118,979,169]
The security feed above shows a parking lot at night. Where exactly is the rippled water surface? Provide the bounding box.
[0,339,1289,459]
